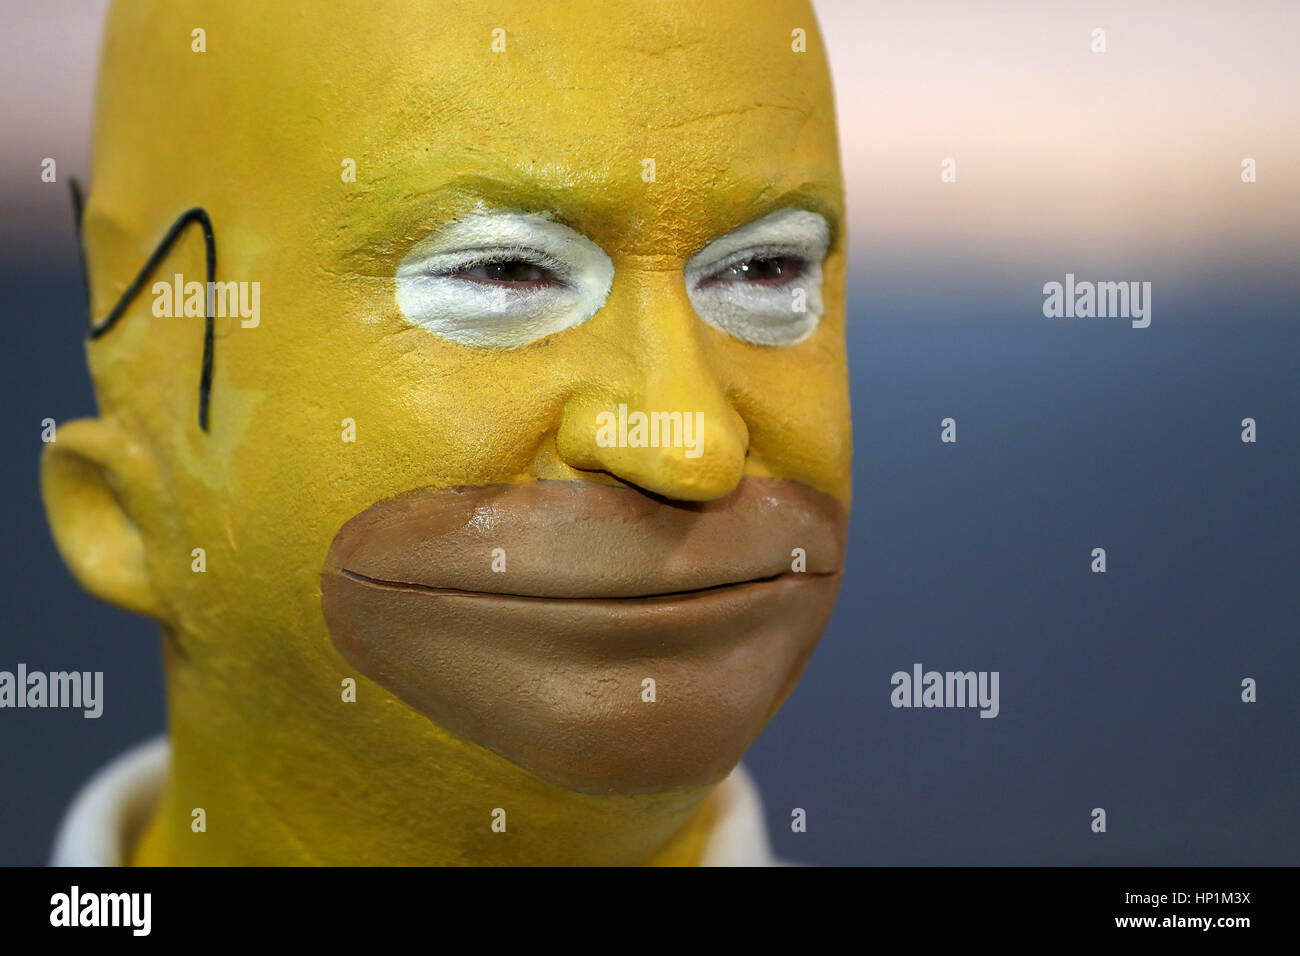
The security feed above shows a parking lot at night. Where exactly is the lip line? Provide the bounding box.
[338,567,840,603]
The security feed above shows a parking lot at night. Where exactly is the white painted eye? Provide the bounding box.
[395,211,614,348]
[684,208,831,346]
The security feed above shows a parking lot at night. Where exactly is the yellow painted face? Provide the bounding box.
[43,0,850,863]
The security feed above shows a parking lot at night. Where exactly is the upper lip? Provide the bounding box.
[324,478,847,601]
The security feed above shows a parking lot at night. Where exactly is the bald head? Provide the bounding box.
[46,0,850,862]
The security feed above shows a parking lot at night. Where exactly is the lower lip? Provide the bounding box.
[321,563,842,792]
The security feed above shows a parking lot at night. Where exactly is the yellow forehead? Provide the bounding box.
[91,0,841,245]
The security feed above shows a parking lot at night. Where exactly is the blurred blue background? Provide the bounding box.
[753,266,1300,864]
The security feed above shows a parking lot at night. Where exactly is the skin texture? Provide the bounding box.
[41,0,850,865]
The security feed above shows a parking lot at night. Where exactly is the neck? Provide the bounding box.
[132,637,717,865]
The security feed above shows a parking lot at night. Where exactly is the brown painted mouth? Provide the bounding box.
[320,476,849,794]
[338,567,841,603]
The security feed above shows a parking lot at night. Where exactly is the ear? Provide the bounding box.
[41,417,164,620]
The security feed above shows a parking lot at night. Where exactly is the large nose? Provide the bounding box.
[556,270,748,501]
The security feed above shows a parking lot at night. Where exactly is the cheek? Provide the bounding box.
[371,342,579,482]
[704,330,851,500]
[255,327,579,501]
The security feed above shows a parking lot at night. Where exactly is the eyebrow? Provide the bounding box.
[341,171,842,268]
[338,173,597,266]
[71,179,217,432]
[742,185,843,247]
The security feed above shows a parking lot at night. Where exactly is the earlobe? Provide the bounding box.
[40,418,164,620]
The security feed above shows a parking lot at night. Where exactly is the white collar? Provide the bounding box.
[51,735,778,866]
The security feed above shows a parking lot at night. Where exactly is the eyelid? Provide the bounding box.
[397,213,585,274]
[685,209,830,286]
[407,246,570,282]
[698,243,809,281]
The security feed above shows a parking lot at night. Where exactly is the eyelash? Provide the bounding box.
[697,249,809,287]
[431,249,569,286]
